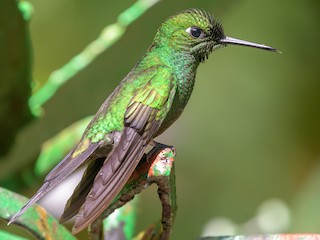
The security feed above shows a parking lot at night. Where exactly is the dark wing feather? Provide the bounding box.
[45,141,99,181]
[8,141,99,225]
[59,157,105,223]
[72,104,161,234]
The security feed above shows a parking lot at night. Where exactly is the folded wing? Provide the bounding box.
[71,71,176,233]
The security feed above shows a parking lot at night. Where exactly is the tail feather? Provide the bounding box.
[8,142,99,225]
[8,182,50,225]
[60,157,105,223]
[72,128,145,233]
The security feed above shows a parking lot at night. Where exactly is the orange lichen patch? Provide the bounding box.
[35,206,52,240]
[148,148,175,177]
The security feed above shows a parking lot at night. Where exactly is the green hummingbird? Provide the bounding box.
[9,9,276,233]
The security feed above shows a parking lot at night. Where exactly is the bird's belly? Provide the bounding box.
[155,73,195,136]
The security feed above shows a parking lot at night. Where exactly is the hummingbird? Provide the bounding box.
[9,9,276,233]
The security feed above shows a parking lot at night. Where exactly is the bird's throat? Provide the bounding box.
[171,51,198,104]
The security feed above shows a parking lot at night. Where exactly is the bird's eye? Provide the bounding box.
[186,27,205,38]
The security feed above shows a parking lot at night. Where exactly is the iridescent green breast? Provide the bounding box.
[156,54,198,135]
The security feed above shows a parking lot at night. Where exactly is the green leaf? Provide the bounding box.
[0,230,28,240]
[0,187,76,240]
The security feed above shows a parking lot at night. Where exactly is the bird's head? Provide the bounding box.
[154,9,277,63]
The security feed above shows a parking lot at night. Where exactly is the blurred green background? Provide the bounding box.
[1,0,320,239]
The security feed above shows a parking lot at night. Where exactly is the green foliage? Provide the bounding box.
[103,198,138,240]
[0,187,76,240]
[0,230,27,240]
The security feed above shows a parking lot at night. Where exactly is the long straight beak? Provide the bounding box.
[219,36,278,52]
